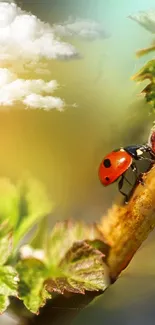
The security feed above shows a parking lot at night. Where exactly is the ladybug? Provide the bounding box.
[98,144,155,203]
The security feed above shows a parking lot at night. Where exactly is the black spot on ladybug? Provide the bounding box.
[105,177,110,181]
[103,158,111,168]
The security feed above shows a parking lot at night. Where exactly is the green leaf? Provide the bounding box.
[132,60,155,110]
[17,221,110,314]
[0,177,54,251]
[0,295,9,315]
[132,60,155,82]
[46,240,109,294]
[16,259,51,314]
[0,265,19,314]
[85,239,110,256]
[45,222,109,293]
[0,223,13,265]
[0,178,19,228]
[14,178,54,248]
[30,217,48,250]
[0,266,19,296]
[141,83,155,107]
[129,11,155,34]
[45,220,105,266]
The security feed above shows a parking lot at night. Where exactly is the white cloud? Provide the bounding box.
[0,68,65,110]
[23,94,64,111]
[0,2,78,62]
[0,2,108,111]
[53,17,109,40]
[0,2,108,64]
[0,2,77,110]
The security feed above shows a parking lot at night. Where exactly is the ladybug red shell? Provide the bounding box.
[98,149,132,186]
[98,143,155,203]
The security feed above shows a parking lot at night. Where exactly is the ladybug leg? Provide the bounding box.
[138,173,145,186]
[131,163,145,186]
[123,175,132,186]
[118,175,129,204]
[147,147,155,159]
[138,156,154,164]
[131,163,138,179]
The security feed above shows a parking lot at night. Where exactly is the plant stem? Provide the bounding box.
[136,45,155,57]
[98,165,155,281]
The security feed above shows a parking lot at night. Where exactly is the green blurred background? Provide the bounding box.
[1,0,155,222]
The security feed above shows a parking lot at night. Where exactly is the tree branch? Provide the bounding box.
[98,165,155,281]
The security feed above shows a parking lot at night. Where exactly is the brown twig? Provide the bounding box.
[98,165,155,281]
[136,45,155,57]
